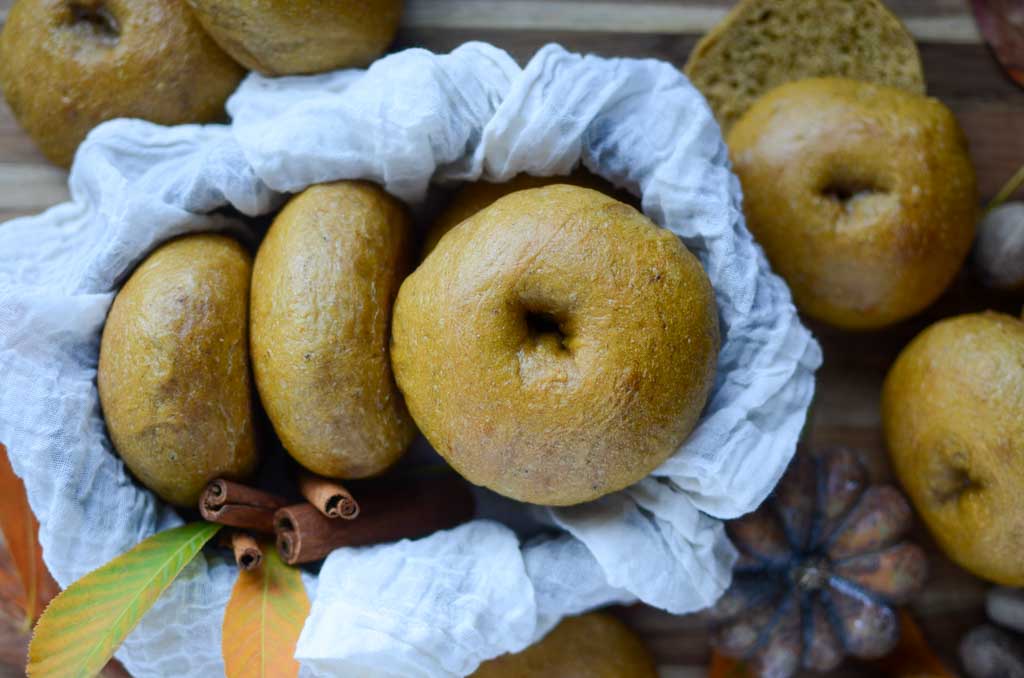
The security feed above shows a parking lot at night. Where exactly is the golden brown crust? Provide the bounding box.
[186,0,402,75]
[98,234,258,507]
[250,181,416,479]
[392,185,719,506]
[728,77,977,330]
[423,170,633,259]
[882,312,1024,585]
[685,0,924,131]
[471,613,658,678]
[0,0,244,167]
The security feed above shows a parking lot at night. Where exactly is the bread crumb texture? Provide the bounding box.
[685,0,924,131]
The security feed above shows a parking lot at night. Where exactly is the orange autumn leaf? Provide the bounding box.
[709,650,752,678]
[0,443,59,627]
[871,609,957,677]
[222,540,309,678]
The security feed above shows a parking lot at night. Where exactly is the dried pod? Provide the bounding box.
[712,448,929,677]
[974,202,1024,292]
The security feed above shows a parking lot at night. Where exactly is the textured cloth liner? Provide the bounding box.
[0,43,821,677]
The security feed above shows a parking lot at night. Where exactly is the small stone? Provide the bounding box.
[987,587,1024,634]
[973,203,1024,292]
[960,625,1024,678]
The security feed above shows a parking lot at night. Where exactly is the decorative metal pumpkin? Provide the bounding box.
[707,448,929,677]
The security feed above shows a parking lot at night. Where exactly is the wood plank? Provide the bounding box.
[0,0,990,43]
[394,29,1021,104]
[0,164,68,214]
[402,0,981,43]
[440,0,968,10]
[0,95,51,165]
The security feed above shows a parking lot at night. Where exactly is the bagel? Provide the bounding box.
[0,0,243,167]
[186,0,402,75]
[684,0,924,131]
[250,181,416,479]
[472,613,657,677]
[883,312,1024,585]
[423,170,631,258]
[392,185,719,506]
[728,77,977,330]
[98,234,257,507]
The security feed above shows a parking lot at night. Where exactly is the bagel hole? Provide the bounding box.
[67,2,120,43]
[524,309,570,353]
[931,465,983,505]
[820,178,886,212]
[931,451,984,506]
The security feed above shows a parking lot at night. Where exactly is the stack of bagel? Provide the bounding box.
[687,0,977,331]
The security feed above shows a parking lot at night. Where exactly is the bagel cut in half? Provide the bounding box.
[728,77,976,330]
[685,0,924,131]
[392,185,719,506]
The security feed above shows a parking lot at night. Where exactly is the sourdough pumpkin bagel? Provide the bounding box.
[883,312,1024,585]
[472,613,657,677]
[98,234,258,507]
[250,181,416,479]
[728,77,977,329]
[0,0,243,167]
[422,170,631,258]
[684,0,924,131]
[187,0,402,75]
[392,185,719,506]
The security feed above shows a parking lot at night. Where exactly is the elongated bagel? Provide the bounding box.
[250,181,416,478]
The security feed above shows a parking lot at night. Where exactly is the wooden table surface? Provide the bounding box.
[2,1,1022,676]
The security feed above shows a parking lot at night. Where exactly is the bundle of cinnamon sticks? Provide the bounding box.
[199,469,475,567]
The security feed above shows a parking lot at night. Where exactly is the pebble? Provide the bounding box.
[960,625,1024,678]
[988,587,1024,635]
[973,202,1024,292]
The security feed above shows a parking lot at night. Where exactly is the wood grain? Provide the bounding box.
[402,0,981,42]
[1,1,1021,676]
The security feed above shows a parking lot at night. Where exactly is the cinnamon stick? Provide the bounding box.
[199,479,287,534]
[297,469,360,519]
[274,472,476,565]
[223,530,263,571]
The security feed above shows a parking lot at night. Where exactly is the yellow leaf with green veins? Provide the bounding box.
[27,522,221,678]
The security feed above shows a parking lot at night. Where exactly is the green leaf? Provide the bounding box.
[27,522,221,678]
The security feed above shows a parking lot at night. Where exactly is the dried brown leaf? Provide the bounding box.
[869,609,957,677]
[0,443,58,627]
[709,650,752,678]
[972,0,1024,87]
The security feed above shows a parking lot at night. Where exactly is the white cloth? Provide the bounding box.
[0,43,821,677]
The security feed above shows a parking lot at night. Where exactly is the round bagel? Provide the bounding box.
[422,170,631,259]
[0,0,243,167]
[391,185,719,506]
[728,77,976,330]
